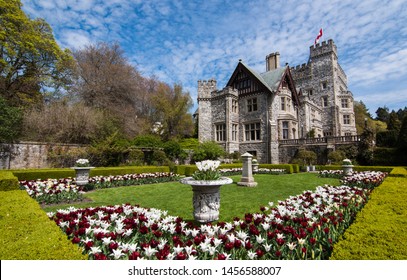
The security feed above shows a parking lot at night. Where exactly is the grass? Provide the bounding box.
[42,173,340,222]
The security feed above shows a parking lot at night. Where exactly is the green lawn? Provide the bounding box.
[42,173,340,222]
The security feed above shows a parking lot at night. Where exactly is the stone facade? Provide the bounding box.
[291,39,357,137]
[197,39,357,163]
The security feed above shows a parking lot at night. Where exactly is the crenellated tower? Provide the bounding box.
[197,79,217,142]
[291,39,356,137]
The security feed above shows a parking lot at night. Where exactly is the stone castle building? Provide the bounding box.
[197,39,357,163]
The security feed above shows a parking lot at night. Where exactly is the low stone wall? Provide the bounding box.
[0,142,85,169]
[279,142,358,164]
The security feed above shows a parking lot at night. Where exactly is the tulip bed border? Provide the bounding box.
[48,171,387,260]
[19,172,180,205]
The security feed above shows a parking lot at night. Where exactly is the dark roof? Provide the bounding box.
[227,61,300,106]
[235,61,288,92]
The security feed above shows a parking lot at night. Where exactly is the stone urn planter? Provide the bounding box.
[342,159,354,176]
[72,166,94,186]
[180,177,233,223]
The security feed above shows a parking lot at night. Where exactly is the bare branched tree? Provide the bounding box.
[71,42,153,138]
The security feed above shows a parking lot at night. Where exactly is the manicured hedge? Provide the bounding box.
[91,166,170,177]
[0,190,87,260]
[259,164,294,174]
[181,163,296,176]
[173,165,187,175]
[0,171,19,191]
[316,165,394,173]
[10,166,170,181]
[389,167,407,177]
[330,173,407,259]
[11,168,75,181]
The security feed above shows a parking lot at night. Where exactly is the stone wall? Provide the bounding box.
[0,142,86,169]
[279,142,358,164]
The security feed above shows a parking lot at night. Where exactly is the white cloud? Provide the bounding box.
[20,0,407,113]
[60,30,92,50]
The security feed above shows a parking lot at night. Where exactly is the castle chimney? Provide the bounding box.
[266,52,280,71]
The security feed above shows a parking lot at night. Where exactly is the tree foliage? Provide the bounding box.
[192,141,225,162]
[151,83,194,140]
[0,96,22,142]
[357,126,375,165]
[21,101,114,144]
[375,106,390,123]
[397,116,407,154]
[0,0,75,106]
[72,42,153,138]
[354,101,387,135]
[387,111,402,131]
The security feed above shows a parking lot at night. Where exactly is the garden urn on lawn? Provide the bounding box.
[180,160,232,223]
[72,159,94,186]
[342,159,354,176]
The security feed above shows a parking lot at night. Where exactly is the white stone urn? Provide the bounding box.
[180,177,233,223]
[72,167,94,186]
[342,165,354,176]
[342,159,354,176]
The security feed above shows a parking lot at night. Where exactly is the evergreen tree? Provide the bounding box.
[375,106,390,122]
[387,111,401,131]
[397,116,407,163]
[357,126,375,165]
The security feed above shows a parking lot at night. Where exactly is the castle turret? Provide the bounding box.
[291,39,356,137]
[197,79,217,142]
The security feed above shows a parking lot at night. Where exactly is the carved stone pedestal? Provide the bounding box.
[72,167,94,186]
[180,177,232,223]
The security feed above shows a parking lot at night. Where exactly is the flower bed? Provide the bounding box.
[340,171,387,189]
[319,170,343,178]
[86,172,180,190]
[20,172,180,204]
[220,168,286,176]
[20,178,84,204]
[48,179,379,260]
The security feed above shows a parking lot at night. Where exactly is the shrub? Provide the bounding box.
[389,167,407,177]
[10,166,171,181]
[327,150,346,165]
[127,149,145,165]
[90,166,170,177]
[0,190,87,260]
[372,147,398,166]
[0,171,19,191]
[292,149,317,166]
[151,150,169,166]
[11,169,75,181]
[173,165,187,175]
[192,141,225,162]
[132,134,163,148]
[376,130,398,147]
[163,140,182,160]
[330,176,407,259]
[47,146,88,168]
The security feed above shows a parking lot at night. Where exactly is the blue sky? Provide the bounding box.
[21,0,407,116]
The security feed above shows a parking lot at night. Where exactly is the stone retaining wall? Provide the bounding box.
[0,142,85,169]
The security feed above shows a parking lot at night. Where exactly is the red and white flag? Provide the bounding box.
[314,28,323,45]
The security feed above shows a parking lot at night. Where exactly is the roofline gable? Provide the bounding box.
[226,61,273,94]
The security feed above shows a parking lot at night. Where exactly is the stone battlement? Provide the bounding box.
[198,79,217,88]
[310,39,337,58]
